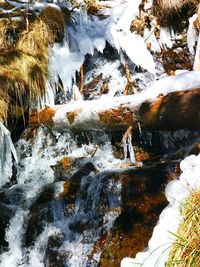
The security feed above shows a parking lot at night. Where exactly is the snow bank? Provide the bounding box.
[121,153,200,267]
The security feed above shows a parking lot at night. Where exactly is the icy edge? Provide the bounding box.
[0,122,18,187]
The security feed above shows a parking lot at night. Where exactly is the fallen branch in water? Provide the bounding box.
[29,87,200,132]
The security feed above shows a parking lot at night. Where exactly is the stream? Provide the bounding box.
[0,0,199,266]
[0,126,199,266]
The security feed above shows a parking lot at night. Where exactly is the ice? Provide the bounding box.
[144,27,161,52]
[50,42,84,92]
[119,32,156,74]
[193,33,200,71]
[116,0,141,33]
[187,14,198,54]
[122,131,136,163]
[0,122,18,187]
[159,28,174,49]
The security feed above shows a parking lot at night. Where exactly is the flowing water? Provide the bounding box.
[0,1,199,267]
[0,125,199,266]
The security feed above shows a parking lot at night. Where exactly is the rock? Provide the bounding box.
[25,162,96,247]
[98,165,175,267]
[0,202,15,248]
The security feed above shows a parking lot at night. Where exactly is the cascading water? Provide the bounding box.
[0,127,124,266]
[0,1,200,267]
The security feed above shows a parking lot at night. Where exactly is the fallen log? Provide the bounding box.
[29,87,200,132]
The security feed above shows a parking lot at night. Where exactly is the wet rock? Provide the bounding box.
[25,162,96,247]
[98,165,175,267]
[134,146,151,162]
[0,202,15,248]
[60,162,96,203]
[25,184,56,247]
[44,232,65,267]
[51,156,75,180]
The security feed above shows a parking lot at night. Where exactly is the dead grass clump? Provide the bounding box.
[0,19,25,52]
[80,0,109,16]
[0,91,9,121]
[0,0,14,11]
[0,50,48,103]
[0,6,66,123]
[0,21,51,121]
[166,190,200,267]
[39,6,65,42]
[16,18,54,58]
[85,0,101,15]
[152,0,199,26]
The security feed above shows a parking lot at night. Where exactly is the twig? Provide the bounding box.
[123,62,137,95]
[79,64,84,95]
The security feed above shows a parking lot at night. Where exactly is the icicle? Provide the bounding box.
[122,126,136,163]
[0,122,18,187]
[137,121,142,135]
[187,14,198,54]
[122,136,128,162]
[193,33,200,71]
[127,134,136,163]
[72,84,83,101]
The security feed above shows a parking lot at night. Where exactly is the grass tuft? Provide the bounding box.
[0,6,65,123]
[166,191,200,267]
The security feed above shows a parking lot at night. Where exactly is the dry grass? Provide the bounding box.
[72,0,110,15]
[85,0,101,15]
[40,6,65,42]
[0,0,15,11]
[152,0,199,26]
[0,91,9,121]
[166,191,200,267]
[0,50,49,100]
[0,19,25,52]
[17,19,53,58]
[0,6,65,123]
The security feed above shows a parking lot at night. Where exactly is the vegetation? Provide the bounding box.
[0,6,65,123]
[152,0,200,26]
[167,191,200,267]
